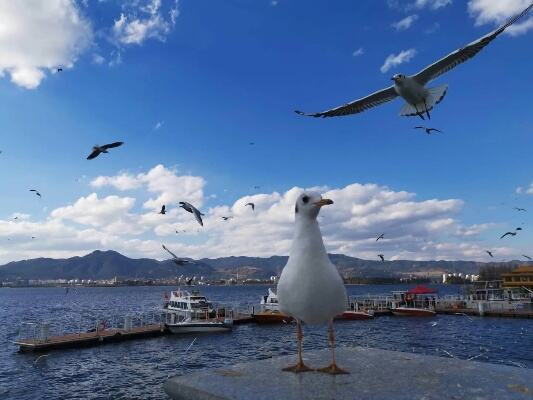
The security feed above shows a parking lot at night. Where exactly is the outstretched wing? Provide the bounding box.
[412,3,533,85]
[101,141,124,150]
[162,244,179,260]
[295,86,398,118]
[192,208,204,226]
[87,149,100,160]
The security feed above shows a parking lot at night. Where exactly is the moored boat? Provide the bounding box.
[390,307,436,317]
[336,309,374,320]
[253,288,293,324]
[389,285,437,317]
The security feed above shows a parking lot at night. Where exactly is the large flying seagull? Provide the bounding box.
[295,4,532,120]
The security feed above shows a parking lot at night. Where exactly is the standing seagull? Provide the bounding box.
[414,126,442,135]
[295,4,533,120]
[277,192,348,374]
[179,202,205,226]
[245,202,255,211]
[485,250,494,258]
[159,205,166,215]
[376,233,385,241]
[29,189,41,198]
[86,142,124,160]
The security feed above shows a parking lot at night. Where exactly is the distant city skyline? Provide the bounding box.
[0,0,531,264]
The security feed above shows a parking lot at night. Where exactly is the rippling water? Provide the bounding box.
[1,285,531,399]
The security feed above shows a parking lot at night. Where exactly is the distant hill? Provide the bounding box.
[0,250,525,281]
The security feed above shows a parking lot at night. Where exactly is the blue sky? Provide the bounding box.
[0,0,531,264]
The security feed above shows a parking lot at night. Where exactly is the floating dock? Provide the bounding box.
[164,347,533,400]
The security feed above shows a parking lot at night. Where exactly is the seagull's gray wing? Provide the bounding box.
[162,244,179,260]
[87,149,101,160]
[192,207,204,226]
[101,141,124,150]
[412,3,533,85]
[295,86,398,118]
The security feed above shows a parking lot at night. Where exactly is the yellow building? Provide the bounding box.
[501,265,533,288]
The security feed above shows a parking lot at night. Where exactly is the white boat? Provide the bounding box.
[163,289,233,333]
[254,288,293,324]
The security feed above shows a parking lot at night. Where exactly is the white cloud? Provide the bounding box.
[392,14,419,31]
[113,0,179,45]
[92,53,105,65]
[0,1,92,89]
[352,48,365,57]
[154,121,164,130]
[380,48,417,73]
[409,0,452,10]
[468,0,533,36]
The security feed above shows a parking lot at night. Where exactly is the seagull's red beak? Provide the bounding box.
[314,198,333,207]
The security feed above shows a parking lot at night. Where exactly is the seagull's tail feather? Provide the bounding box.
[399,84,448,117]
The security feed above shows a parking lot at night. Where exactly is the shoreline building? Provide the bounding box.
[501,265,533,289]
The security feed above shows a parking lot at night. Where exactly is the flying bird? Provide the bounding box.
[414,126,442,134]
[179,201,205,226]
[159,205,166,215]
[278,192,347,374]
[13,217,18,220]
[29,189,41,198]
[162,244,190,266]
[222,216,233,221]
[485,250,493,258]
[514,207,527,212]
[516,227,523,231]
[500,231,517,239]
[294,4,533,120]
[86,142,124,160]
[245,202,255,211]
[57,68,63,72]
[254,186,261,189]
[376,233,385,241]
[378,254,385,262]
[522,255,532,261]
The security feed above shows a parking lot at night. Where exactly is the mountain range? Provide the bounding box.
[0,250,524,281]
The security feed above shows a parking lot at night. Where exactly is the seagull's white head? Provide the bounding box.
[294,191,333,220]
[391,74,406,84]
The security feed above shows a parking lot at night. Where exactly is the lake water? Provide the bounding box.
[1,284,531,399]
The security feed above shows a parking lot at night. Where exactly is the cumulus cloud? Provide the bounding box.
[0,164,512,264]
[380,48,417,73]
[409,0,452,10]
[352,48,365,57]
[392,14,419,31]
[0,1,92,89]
[113,0,179,45]
[468,0,533,36]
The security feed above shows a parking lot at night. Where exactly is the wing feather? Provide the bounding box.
[295,86,398,118]
[87,150,100,160]
[413,3,533,85]
[101,141,124,150]
[162,244,179,260]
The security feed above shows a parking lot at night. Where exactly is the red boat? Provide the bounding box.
[336,310,374,320]
[390,307,436,317]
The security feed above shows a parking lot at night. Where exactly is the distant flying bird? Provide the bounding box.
[29,189,41,198]
[514,207,527,212]
[294,4,533,120]
[254,186,261,189]
[249,142,255,145]
[500,231,517,239]
[376,233,384,241]
[378,254,385,262]
[414,126,442,134]
[179,201,204,226]
[162,244,190,266]
[222,216,233,221]
[485,250,493,258]
[13,216,18,220]
[245,202,255,211]
[57,68,63,72]
[31,236,36,239]
[159,205,166,215]
[516,227,523,231]
[522,255,532,261]
[86,142,124,160]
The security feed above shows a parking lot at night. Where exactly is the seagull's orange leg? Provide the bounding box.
[317,319,349,375]
[283,319,313,373]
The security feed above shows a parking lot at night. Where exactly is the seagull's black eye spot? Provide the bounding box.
[302,196,309,204]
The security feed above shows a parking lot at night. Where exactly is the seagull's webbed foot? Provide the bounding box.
[282,362,314,373]
[317,363,349,375]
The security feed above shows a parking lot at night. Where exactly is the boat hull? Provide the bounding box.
[253,310,293,324]
[335,310,374,320]
[166,322,232,333]
[391,308,436,317]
